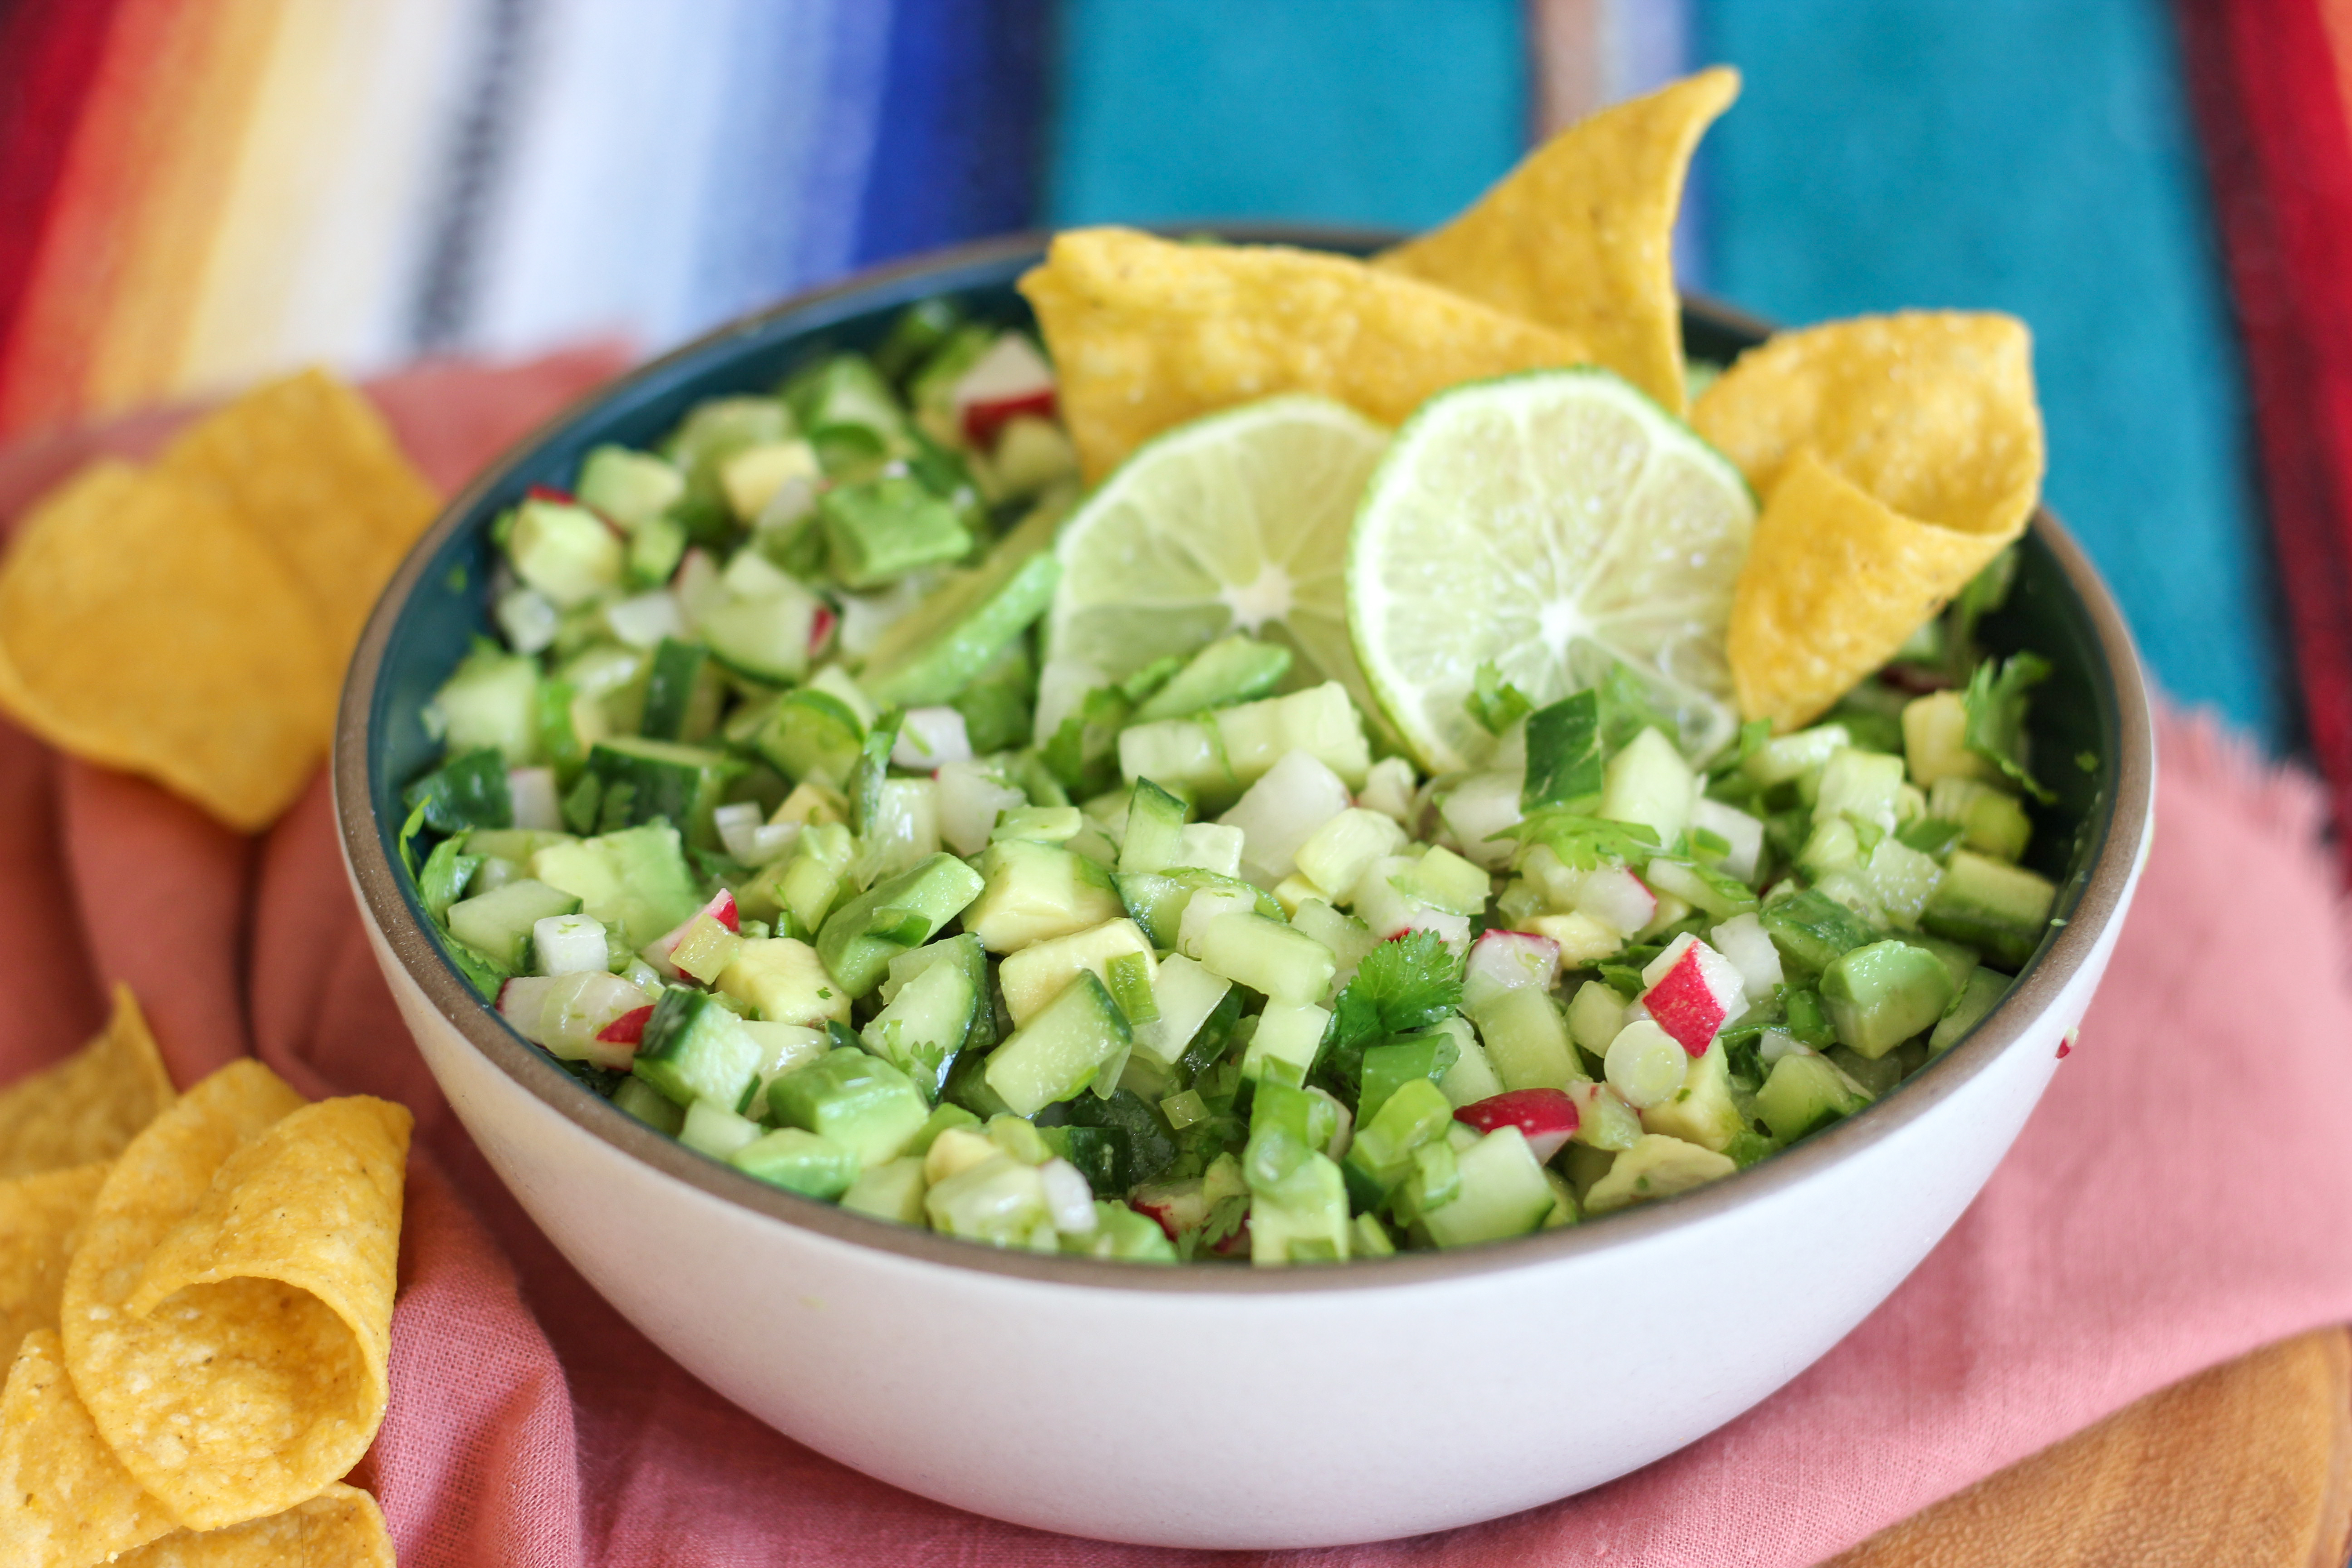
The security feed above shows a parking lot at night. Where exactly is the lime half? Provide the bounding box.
[1038,395,1391,740]
[1348,368,1755,774]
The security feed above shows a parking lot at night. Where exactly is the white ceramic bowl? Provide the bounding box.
[336,234,2156,1549]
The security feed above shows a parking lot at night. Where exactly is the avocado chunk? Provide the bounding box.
[1821,940,1956,1059]
[820,474,971,589]
[766,1047,929,1166]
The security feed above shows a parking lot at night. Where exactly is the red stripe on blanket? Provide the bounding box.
[0,0,128,366]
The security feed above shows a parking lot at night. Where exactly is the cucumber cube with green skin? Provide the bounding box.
[820,474,971,589]
[1473,985,1579,1093]
[574,737,745,848]
[982,971,1132,1117]
[861,947,977,1098]
[509,496,623,607]
[965,839,1125,954]
[1356,1032,1456,1123]
[699,583,823,685]
[1754,1051,1873,1141]
[1740,723,1851,787]
[576,443,685,529]
[755,690,866,790]
[613,1075,685,1135]
[678,1098,764,1161]
[626,514,688,587]
[1582,1133,1738,1215]
[924,1153,1052,1245]
[637,637,710,742]
[447,878,581,972]
[530,823,704,953]
[1343,1076,1455,1194]
[839,1154,928,1223]
[1761,888,1881,976]
[404,748,512,834]
[1598,726,1694,847]
[1112,867,1283,948]
[1127,954,1232,1068]
[1117,778,1190,875]
[1128,634,1294,724]
[1931,965,2011,1052]
[1436,1022,1507,1108]
[882,934,996,1053]
[1389,845,1490,917]
[1194,913,1335,1005]
[428,647,543,764]
[1039,1125,1122,1193]
[1117,683,1372,808]
[730,1127,860,1200]
[817,853,987,997]
[1929,777,2032,862]
[766,1047,930,1166]
[785,353,905,441]
[1421,1127,1557,1248]
[858,502,1064,707]
[1049,1087,1180,1190]
[1921,850,2057,968]
[1821,941,1956,1058]
[997,918,1156,1027]
[634,986,767,1109]
[1249,1151,1351,1264]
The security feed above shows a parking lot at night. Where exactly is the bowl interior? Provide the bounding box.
[348,230,2136,1282]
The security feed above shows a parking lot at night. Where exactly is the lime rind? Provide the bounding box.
[1345,366,1756,775]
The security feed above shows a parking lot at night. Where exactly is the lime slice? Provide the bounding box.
[1348,368,1755,774]
[1038,395,1392,740]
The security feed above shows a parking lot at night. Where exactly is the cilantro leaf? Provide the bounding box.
[1465,661,1534,736]
[1944,545,2017,676]
[1961,652,2055,803]
[847,708,905,835]
[1521,690,1603,811]
[1315,930,1465,1102]
[1708,717,1774,783]
[1491,810,1661,871]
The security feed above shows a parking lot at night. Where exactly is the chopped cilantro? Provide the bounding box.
[1944,546,2017,675]
[1465,660,1534,736]
[1521,690,1603,811]
[1709,717,1774,782]
[1316,931,1465,1101]
[1493,810,1661,871]
[2075,749,2100,773]
[1962,652,2056,803]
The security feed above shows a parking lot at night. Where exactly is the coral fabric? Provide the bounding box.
[4,356,2352,1564]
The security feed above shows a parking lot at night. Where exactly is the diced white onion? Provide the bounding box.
[893,706,973,769]
[494,587,560,655]
[716,802,800,865]
[508,767,562,831]
[1758,1029,1807,1066]
[603,589,685,648]
[936,761,1025,857]
[533,913,609,976]
[671,548,725,628]
[1707,912,1784,1004]
[1219,749,1350,882]
[1039,1158,1097,1234]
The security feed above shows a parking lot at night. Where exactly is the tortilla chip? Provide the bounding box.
[1377,68,1739,415]
[0,1328,179,1568]
[0,1162,107,1370]
[160,368,440,671]
[113,1484,395,1568]
[0,986,177,1179]
[0,462,336,831]
[1690,310,2044,539]
[1019,226,1586,479]
[59,1062,412,1531]
[1728,451,2016,729]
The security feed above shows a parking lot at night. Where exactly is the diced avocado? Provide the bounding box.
[964,838,1125,953]
[1821,940,1956,1058]
[838,1154,928,1222]
[1128,634,1293,724]
[509,496,623,608]
[638,637,712,741]
[754,689,865,789]
[575,444,685,529]
[1901,690,1991,788]
[730,1127,859,1200]
[820,474,971,589]
[738,821,854,937]
[634,986,766,1109]
[1921,850,2057,968]
[404,747,512,834]
[860,946,978,1097]
[446,878,581,972]
[766,1046,930,1166]
[1761,888,1880,976]
[983,971,1132,1117]
[716,936,851,1029]
[570,737,745,848]
[529,823,703,951]
[816,853,987,997]
[1754,1051,1872,1142]
[1636,1033,1744,1152]
[1931,965,2011,1052]
[784,353,904,443]
[997,918,1156,1026]
[924,1153,1052,1245]
[1907,933,1981,995]
[1421,1127,1557,1249]
[428,646,542,764]
[858,500,1063,706]
[1582,1133,1737,1215]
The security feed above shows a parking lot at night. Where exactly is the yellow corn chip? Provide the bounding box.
[1690,310,2044,538]
[113,1484,395,1568]
[59,1062,412,1531]
[0,1162,106,1370]
[0,986,176,1179]
[0,462,336,831]
[0,1328,179,1568]
[1019,226,1586,479]
[1377,67,1740,415]
[160,368,440,672]
[1728,451,2016,729]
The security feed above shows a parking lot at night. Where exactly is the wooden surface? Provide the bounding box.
[1826,1329,2352,1567]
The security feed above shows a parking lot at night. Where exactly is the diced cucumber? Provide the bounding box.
[965,838,1126,953]
[730,1127,860,1200]
[1636,1033,1744,1152]
[404,748,512,834]
[1754,1051,1872,1141]
[1929,777,2032,862]
[1901,691,1992,788]
[1249,1152,1351,1264]
[858,500,1063,706]
[699,578,823,684]
[428,646,542,764]
[785,353,902,442]
[679,1098,764,1161]
[858,954,975,1098]
[1815,747,1908,832]
[1117,682,1371,806]
[1598,726,1694,845]
[755,689,866,789]
[510,496,623,607]
[1436,1020,1506,1107]
[766,1047,929,1165]
[1761,888,1880,976]
[1388,844,1490,917]
[613,1074,686,1135]
[1921,850,2057,967]
[1907,934,1981,995]
[1343,1077,1454,1194]
[881,933,997,1055]
[1741,723,1850,787]
[820,474,971,589]
[1421,1127,1557,1248]
[817,853,987,997]
[1821,940,1956,1058]
[447,878,580,972]
[529,823,703,952]
[924,1153,1052,1245]
[738,822,853,937]
[998,918,1156,1026]
[637,637,710,742]
[1240,1000,1329,1085]
[466,828,575,862]
[634,986,766,1108]
[983,971,1132,1117]
[1127,953,1233,1068]
[838,1154,928,1222]
[1931,965,2011,1052]
[1294,808,1408,902]
[1582,1133,1738,1215]
[577,443,685,529]
[1128,633,1293,723]
[1472,985,1578,1092]
[571,737,745,848]
[720,438,820,519]
[1194,913,1336,1004]
[1861,835,1945,930]
[1356,1033,1454,1123]
[1117,777,1191,875]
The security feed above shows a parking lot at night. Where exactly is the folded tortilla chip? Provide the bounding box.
[0,462,337,831]
[0,986,176,1179]
[0,1328,179,1568]
[1019,226,1586,479]
[59,1062,411,1531]
[1377,66,1740,415]
[0,1162,107,1370]
[113,1484,395,1568]
[1727,451,2017,729]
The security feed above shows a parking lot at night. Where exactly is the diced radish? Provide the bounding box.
[1574,865,1656,935]
[597,1004,654,1045]
[1453,1088,1579,1164]
[526,483,575,505]
[670,548,725,628]
[496,976,558,1040]
[1131,1178,1207,1240]
[893,706,973,770]
[1706,912,1784,1003]
[952,334,1058,447]
[539,971,654,1067]
[1463,929,1560,1014]
[1638,934,1747,1055]
[807,603,838,656]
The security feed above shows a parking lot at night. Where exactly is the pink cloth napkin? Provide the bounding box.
[4,354,2350,1565]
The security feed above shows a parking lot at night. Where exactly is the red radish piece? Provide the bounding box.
[641,890,742,980]
[1638,934,1747,1055]
[1463,929,1560,1015]
[807,603,838,655]
[952,335,1058,448]
[1574,865,1656,935]
[597,1005,654,1046]
[495,976,558,1043]
[1453,1089,1580,1164]
[1130,1179,1208,1241]
[526,484,576,505]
